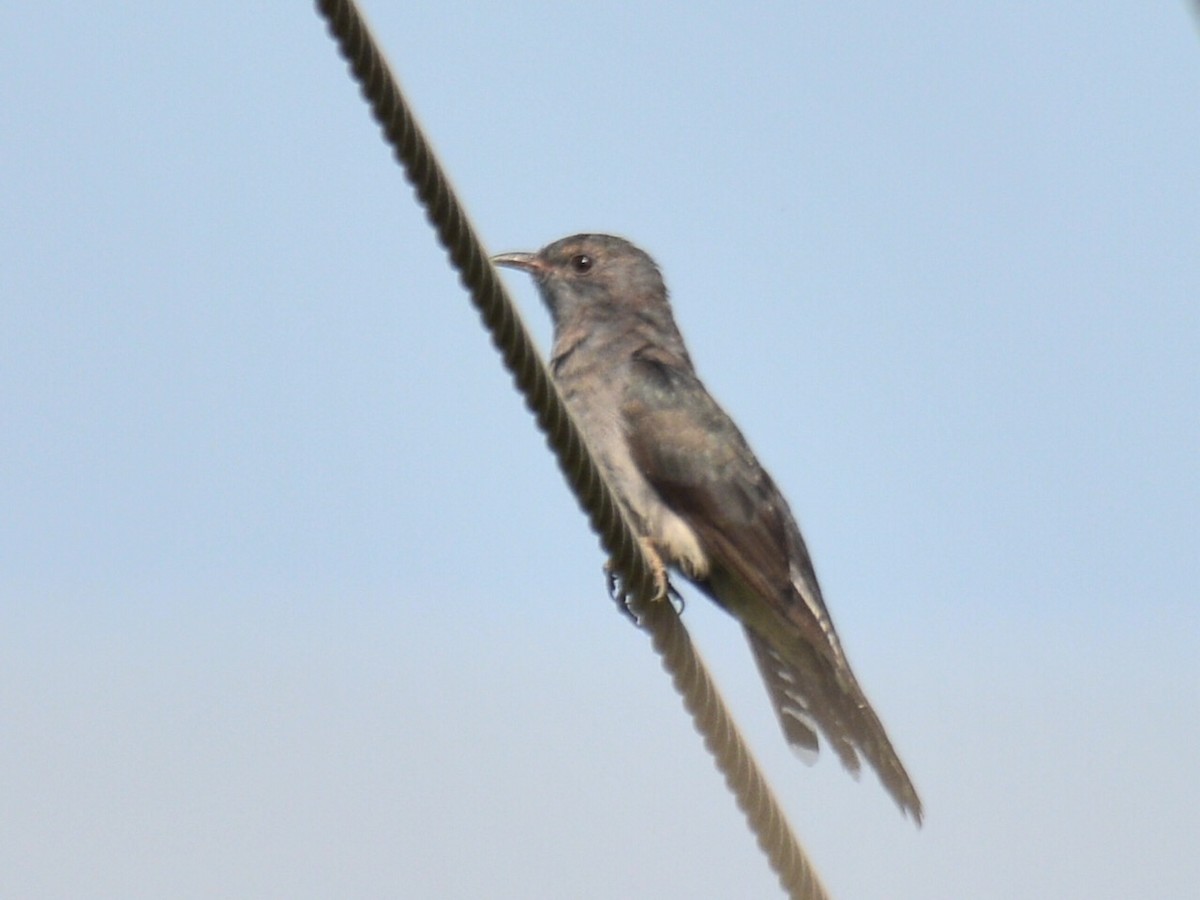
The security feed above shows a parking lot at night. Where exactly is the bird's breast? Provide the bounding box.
[554,357,709,581]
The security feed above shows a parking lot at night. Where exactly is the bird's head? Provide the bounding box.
[492,234,668,332]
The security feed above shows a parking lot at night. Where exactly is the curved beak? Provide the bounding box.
[491,251,540,273]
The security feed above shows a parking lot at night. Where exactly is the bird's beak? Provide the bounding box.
[491,251,541,274]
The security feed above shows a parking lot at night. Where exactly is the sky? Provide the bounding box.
[1,2,1197,898]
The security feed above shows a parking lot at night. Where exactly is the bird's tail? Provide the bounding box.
[745,628,924,824]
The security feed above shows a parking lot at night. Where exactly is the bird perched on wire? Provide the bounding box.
[493,234,922,824]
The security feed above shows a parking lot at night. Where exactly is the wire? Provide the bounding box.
[315,2,831,897]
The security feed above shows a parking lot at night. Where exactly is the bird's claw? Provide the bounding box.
[603,538,683,622]
[604,561,640,624]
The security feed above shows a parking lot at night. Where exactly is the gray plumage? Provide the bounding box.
[493,233,922,824]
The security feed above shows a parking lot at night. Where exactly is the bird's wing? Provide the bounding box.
[620,348,839,657]
[622,348,923,823]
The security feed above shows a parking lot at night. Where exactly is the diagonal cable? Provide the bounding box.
[314,2,830,898]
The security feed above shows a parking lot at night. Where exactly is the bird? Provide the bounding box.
[492,234,922,824]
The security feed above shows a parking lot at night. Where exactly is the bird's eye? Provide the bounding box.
[569,253,594,274]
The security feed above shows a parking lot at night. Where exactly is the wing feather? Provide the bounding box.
[622,349,923,823]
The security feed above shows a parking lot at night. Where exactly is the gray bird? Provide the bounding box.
[493,234,922,824]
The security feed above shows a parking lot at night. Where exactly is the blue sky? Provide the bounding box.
[2,3,1197,898]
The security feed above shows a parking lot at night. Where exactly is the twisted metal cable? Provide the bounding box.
[642,596,830,900]
[315,2,830,898]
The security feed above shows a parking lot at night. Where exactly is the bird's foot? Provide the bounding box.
[638,536,671,602]
[604,562,639,624]
[604,538,681,622]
